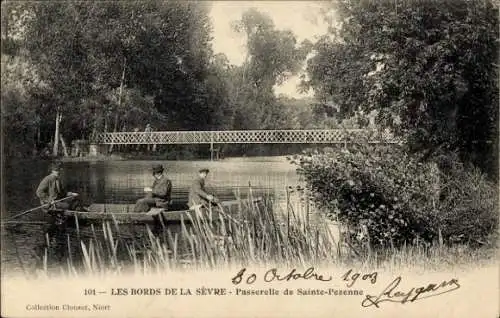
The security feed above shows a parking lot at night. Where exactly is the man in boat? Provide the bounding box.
[36,162,81,212]
[188,168,219,209]
[35,161,83,264]
[134,164,172,212]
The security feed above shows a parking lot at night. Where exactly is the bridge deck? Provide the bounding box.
[96,129,401,145]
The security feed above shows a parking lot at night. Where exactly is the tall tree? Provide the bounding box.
[303,0,499,176]
[25,2,101,154]
[229,8,311,130]
[20,1,226,153]
[1,2,49,156]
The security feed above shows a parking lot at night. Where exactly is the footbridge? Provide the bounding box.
[95,129,401,145]
[91,129,401,159]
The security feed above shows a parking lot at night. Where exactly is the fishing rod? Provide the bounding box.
[5,195,77,221]
[1,220,47,226]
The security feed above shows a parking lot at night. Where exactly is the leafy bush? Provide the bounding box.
[294,144,498,248]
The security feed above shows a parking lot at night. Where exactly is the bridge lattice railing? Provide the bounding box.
[94,129,403,145]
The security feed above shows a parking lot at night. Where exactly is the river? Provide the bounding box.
[2,156,316,274]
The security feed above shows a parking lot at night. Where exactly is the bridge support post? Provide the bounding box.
[210,141,214,161]
[89,143,101,156]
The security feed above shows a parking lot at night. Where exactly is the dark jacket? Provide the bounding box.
[151,174,172,203]
[188,177,210,207]
[36,173,65,204]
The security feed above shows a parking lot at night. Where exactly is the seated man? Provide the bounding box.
[188,168,219,209]
[36,162,80,211]
[134,164,172,212]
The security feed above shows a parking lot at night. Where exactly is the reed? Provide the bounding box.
[38,191,496,277]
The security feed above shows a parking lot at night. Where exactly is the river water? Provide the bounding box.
[2,156,313,273]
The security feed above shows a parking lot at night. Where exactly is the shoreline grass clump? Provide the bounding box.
[18,184,496,279]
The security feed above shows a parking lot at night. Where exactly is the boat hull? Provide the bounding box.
[62,198,261,225]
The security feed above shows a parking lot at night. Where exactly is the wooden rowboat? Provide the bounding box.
[63,198,262,224]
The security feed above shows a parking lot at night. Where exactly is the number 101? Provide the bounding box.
[84,288,96,295]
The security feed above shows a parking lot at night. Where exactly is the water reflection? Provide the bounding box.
[2,157,301,273]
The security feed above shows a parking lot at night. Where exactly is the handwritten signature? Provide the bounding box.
[362,276,461,308]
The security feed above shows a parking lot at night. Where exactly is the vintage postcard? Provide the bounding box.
[1,1,498,317]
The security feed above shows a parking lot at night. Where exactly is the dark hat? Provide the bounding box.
[199,168,210,173]
[152,164,164,174]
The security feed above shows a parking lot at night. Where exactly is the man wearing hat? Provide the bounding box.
[36,161,80,211]
[134,164,172,212]
[35,161,81,263]
[188,168,218,209]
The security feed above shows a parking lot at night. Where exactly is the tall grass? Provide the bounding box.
[37,188,497,278]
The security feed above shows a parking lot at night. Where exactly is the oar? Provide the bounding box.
[5,195,76,221]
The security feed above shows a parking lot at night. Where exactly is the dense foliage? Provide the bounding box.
[302,0,499,177]
[2,3,314,158]
[2,0,498,260]
[295,0,499,249]
[295,144,498,248]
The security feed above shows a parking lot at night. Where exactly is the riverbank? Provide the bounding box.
[58,154,294,163]
[60,154,125,162]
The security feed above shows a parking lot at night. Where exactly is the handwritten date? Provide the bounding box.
[231,267,332,285]
[342,269,377,287]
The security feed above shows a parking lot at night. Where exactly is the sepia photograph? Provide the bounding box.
[1,1,498,317]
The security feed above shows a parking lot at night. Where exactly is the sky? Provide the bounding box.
[209,1,329,98]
